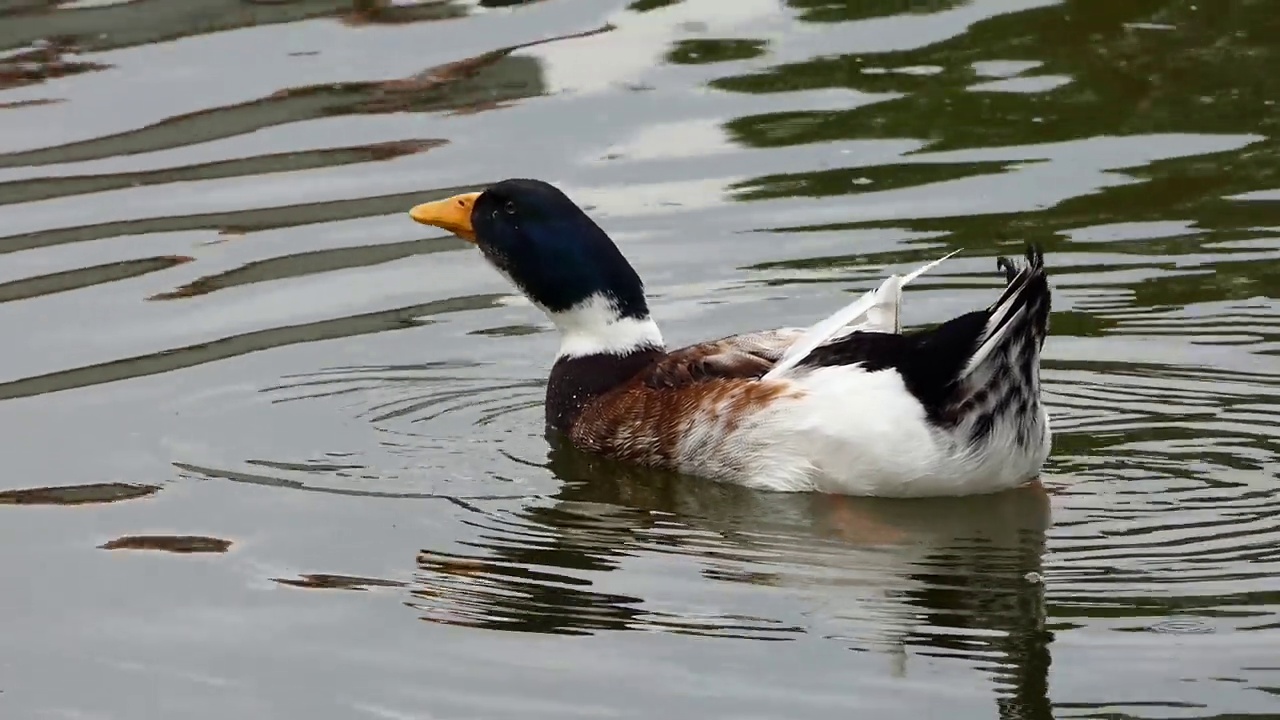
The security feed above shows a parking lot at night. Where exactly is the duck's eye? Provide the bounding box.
[503,201,517,215]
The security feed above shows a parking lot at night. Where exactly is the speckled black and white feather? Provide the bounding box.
[949,246,1051,444]
[939,246,1052,484]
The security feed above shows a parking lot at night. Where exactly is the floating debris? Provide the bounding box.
[0,482,159,506]
[98,535,233,553]
[272,573,406,591]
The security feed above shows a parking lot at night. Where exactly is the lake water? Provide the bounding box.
[2,0,1279,718]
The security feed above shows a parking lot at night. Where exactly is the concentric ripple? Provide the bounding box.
[177,360,554,500]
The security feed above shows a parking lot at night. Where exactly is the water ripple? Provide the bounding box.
[3,1,1280,718]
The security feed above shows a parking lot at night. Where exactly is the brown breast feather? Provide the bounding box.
[568,340,799,471]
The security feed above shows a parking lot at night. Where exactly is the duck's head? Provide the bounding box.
[408,179,663,358]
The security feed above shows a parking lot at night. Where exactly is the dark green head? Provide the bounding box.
[409,179,649,320]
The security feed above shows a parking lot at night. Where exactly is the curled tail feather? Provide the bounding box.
[959,245,1050,383]
[947,245,1051,444]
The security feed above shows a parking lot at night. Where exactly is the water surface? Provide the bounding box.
[2,0,1279,718]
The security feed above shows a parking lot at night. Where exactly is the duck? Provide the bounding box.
[407,179,1052,497]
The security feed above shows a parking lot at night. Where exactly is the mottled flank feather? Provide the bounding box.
[563,335,803,464]
[571,374,799,471]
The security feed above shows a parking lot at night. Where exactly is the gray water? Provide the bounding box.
[2,1,1279,718]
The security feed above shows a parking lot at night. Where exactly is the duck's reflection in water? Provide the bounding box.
[411,438,1054,718]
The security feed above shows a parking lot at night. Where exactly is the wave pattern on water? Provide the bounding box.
[2,1,1280,719]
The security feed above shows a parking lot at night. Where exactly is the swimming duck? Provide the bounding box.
[408,179,1052,497]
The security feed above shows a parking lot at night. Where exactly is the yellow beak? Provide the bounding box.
[408,192,482,243]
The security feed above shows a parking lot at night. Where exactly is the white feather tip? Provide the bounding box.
[762,249,960,380]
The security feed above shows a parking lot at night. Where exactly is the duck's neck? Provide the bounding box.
[549,293,664,360]
[543,294,665,433]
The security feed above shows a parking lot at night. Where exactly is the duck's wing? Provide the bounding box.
[639,313,908,392]
[763,250,958,380]
[654,246,1050,416]
[641,334,786,389]
[639,323,849,389]
[635,250,958,392]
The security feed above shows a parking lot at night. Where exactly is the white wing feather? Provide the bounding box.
[761,250,959,381]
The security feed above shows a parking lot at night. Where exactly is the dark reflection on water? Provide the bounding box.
[0,0,471,53]
[409,439,1053,714]
[0,293,504,400]
[718,0,1280,269]
[146,234,455,301]
[0,22,613,169]
[0,184,483,253]
[0,254,193,302]
[0,138,447,208]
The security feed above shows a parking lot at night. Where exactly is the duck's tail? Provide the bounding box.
[960,246,1050,382]
[944,245,1051,442]
[759,245,1051,449]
